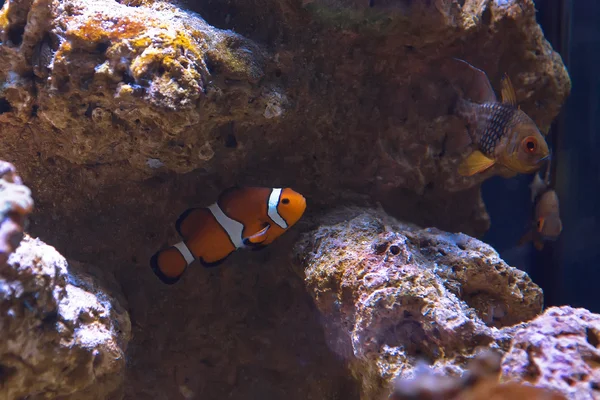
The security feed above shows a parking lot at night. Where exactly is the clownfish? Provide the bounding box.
[150,186,307,284]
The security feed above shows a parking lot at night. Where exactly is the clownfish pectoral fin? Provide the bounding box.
[458,150,495,176]
[242,225,271,247]
[500,73,518,106]
[150,242,195,285]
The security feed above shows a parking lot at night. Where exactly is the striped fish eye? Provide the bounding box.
[522,136,538,154]
[281,198,290,205]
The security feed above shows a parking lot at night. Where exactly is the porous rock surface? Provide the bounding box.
[390,349,567,400]
[501,306,600,400]
[0,0,570,241]
[0,160,130,399]
[293,207,544,399]
[0,236,131,400]
[0,160,33,266]
[0,0,573,399]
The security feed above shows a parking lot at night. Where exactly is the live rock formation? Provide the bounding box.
[390,349,566,400]
[0,161,131,399]
[501,306,600,400]
[294,207,544,399]
[0,0,574,399]
[0,236,131,400]
[295,209,600,400]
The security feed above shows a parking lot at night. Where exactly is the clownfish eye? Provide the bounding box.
[522,136,538,154]
[281,198,290,204]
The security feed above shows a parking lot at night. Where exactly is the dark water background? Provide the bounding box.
[482,0,600,312]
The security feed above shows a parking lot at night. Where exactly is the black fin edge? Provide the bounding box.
[175,208,199,238]
[217,185,242,205]
[242,237,268,251]
[149,251,182,285]
[199,254,230,268]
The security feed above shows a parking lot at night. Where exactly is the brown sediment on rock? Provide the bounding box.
[293,207,544,399]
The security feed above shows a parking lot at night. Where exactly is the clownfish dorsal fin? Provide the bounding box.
[500,73,518,106]
[242,224,270,247]
[176,207,211,240]
[217,185,243,204]
[175,186,244,240]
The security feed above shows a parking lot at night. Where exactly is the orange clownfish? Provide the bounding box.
[150,186,307,284]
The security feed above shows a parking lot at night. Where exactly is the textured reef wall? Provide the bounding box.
[0,161,131,399]
[0,0,578,399]
[295,208,600,399]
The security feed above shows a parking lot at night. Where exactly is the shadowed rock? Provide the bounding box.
[0,235,131,400]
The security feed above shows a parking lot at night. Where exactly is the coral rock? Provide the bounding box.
[390,349,566,400]
[501,306,600,400]
[293,207,543,399]
[0,235,131,400]
[0,160,33,268]
[0,0,283,175]
[0,0,574,398]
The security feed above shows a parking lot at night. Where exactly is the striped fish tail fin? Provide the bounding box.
[150,241,196,285]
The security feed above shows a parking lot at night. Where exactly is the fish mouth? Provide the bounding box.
[538,149,553,163]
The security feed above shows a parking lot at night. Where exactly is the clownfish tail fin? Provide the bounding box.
[149,241,195,285]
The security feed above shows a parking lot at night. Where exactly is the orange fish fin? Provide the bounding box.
[150,243,194,285]
[217,185,244,206]
[175,207,211,240]
[198,254,230,268]
[500,74,518,106]
[458,150,495,176]
[517,229,533,246]
[242,224,270,246]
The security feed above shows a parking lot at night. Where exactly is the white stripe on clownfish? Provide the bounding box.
[268,188,288,229]
[208,202,246,249]
[174,241,195,266]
